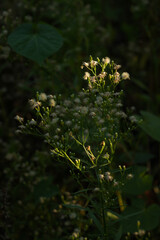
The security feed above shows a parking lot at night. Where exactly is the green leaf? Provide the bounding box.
[64,204,103,234]
[139,111,160,142]
[140,204,160,230]
[134,152,154,164]
[87,208,104,234]
[114,225,123,240]
[8,23,63,64]
[121,204,160,233]
[123,166,153,195]
[63,204,87,211]
[73,188,92,195]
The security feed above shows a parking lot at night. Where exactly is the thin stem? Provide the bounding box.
[96,169,108,239]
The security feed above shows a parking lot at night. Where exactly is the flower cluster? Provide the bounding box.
[15,57,134,172]
[14,57,141,239]
[81,56,130,90]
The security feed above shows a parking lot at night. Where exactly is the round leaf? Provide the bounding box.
[8,23,63,64]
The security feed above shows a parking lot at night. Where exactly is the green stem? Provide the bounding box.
[96,169,108,239]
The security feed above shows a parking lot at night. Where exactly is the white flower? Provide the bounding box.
[99,174,104,180]
[44,133,49,137]
[54,135,59,140]
[83,98,89,104]
[103,92,111,97]
[129,115,138,123]
[15,129,22,134]
[15,115,24,122]
[83,62,89,67]
[78,91,86,97]
[101,127,107,132]
[73,112,80,118]
[116,103,123,107]
[65,120,72,126]
[19,125,25,129]
[74,98,81,104]
[99,119,104,124]
[114,64,121,70]
[39,93,47,101]
[113,72,120,83]
[105,172,113,182]
[102,57,110,64]
[49,99,56,107]
[90,60,98,67]
[83,72,90,80]
[96,96,103,102]
[80,106,88,114]
[127,174,134,179]
[115,111,127,118]
[121,72,130,80]
[103,153,110,159]
[47,94,54,99]
[93,187,100,192]
[64,100,71,107]
[95,96,103,105]
[29,99,41,109]
[69,212,77,219]
[90,112,96,117]
[113,180,119,186]
[29,119,36,125]
[98,72,107,78]
[90,76,96,82]
[51,113,57,118]
[51,118,59,124]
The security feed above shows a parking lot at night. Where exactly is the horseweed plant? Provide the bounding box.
[15,57,140,239]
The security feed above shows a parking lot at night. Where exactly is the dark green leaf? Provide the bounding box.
[8,23,63,64]
[140,111,160,142]
[123,166,153,195]
[114,225,123,240]
[121,204,160,233]
[88,208,104,234]
[134,152,154,163]
[63,204,87,211]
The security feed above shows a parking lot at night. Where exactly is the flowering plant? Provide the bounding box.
[15,57,143,239]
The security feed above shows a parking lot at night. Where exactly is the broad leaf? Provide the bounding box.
[122,204,160,233]
[123,166,153,195]
[140,111,160,142]
[134,152,154,164]
[8,23,63,64]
